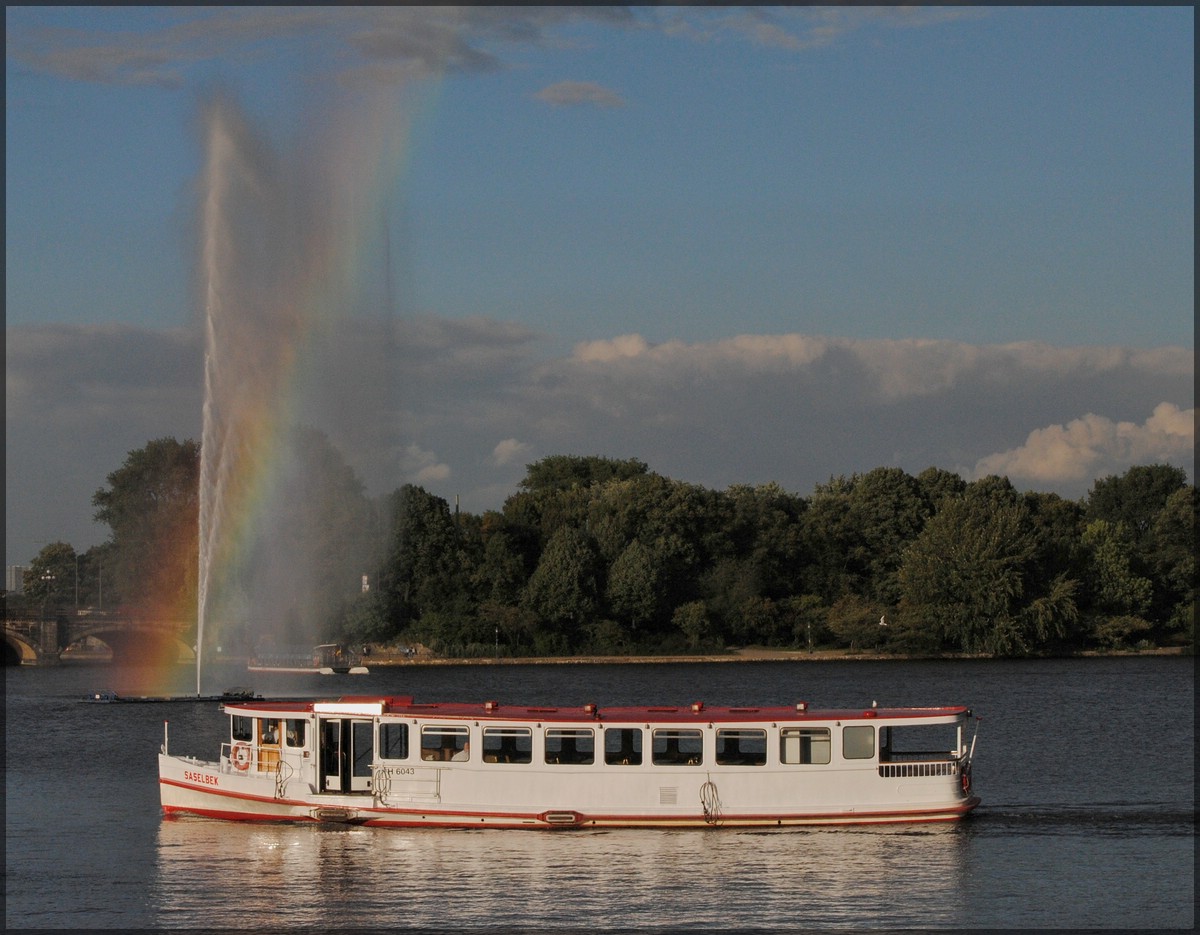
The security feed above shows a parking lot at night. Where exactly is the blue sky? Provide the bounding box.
[5,7,1194,568]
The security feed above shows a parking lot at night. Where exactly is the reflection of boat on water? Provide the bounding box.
[153,813,969,928]
[248,644,368,676]
[158,691,981,829]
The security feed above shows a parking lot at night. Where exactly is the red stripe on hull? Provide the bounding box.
[161,778,981,828]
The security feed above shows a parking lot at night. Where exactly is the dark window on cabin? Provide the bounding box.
[231,715,253,742]
[285,719,307,748]
[780,727,831,764]
[545,729,594,765]
[379,723,409,760]
[483,727,532,764]
[843,725,875,759]
[652,729,703,766]
[878,723,959,762]
[715,729,767,765]
[321,720,341,778]
[604,728,643,765]
[352,721,374,779]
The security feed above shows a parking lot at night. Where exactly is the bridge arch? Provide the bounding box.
[3,631,40,666]
[69,622,195,665]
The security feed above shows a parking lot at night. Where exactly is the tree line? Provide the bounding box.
[11,436,1195,658]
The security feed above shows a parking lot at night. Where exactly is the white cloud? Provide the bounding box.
[5,319,1194,565]
[8,8,991,89]
[573,333,651,362]
[399,443,450,484]
[492,438,532,466]
[971,403,1196,486]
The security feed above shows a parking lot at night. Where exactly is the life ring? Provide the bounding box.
[232,742,252,771]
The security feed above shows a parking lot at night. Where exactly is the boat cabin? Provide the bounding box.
[219,696,972,797]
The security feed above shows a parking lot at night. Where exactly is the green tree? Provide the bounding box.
[897,488,1038,654]
[800,478,858,601]
[723,482,807,601]
[77,542,119,610]
[23,542,79,613]
[472,523,529,606]
[673,600,714,650]
[1146,486,1196,640]
[1085,464,1188,539]
[1080,519,1153,617]
[520,455,649,493]
[92,437,199,618]
[915,466,967,511]
[782,594,829,652]
[826,594,887,652]
[522,525,603,646]
[701,556,763,643]
[606,539,661,632]
[382,484,467,634]
[846,467,930,606]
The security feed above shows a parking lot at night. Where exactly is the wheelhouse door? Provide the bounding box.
[319,718,374,793]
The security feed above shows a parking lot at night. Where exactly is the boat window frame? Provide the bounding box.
[715,728,767,766]
[651,728,704,766]
[780,726,831,765]
[482,726,533,764]
[231,714,253,743]
[544,728,595,765]
[420,724,470,762]
[878,723,960,763]
[603,727,643,766]
[378,721,409,761]
[285,718,307,748]
[842,725,876,760]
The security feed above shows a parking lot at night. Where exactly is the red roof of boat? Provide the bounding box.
[223,695,969,723]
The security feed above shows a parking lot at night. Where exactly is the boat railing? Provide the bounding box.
[373,763,442,804]
[877,753,962,779]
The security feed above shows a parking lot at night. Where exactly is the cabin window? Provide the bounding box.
[379,723,409,760]
[285,719,306,748]
[878,724,959,763]
[545,729,594,765]
[652,729,703,766]
[604,728,643,765]
[421,725,470,762]
[231,715,253,742]
[482,727,532,764]
[843,725,875,760]
[780,727,831,764]
[259,719,280,745]
[716,729,767,765]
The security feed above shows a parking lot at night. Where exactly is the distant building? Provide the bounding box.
[6,565,30,594]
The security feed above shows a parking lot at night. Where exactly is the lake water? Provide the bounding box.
[5,656,1194,929]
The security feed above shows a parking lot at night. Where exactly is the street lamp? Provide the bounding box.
[39,573,55,620]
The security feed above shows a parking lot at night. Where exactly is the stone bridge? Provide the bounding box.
[3,614,195,666]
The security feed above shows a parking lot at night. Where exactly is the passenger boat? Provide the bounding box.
[158,692,980,829]
[247,643,368,676]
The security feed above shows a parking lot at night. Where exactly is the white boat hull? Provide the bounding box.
[159,754,979,829]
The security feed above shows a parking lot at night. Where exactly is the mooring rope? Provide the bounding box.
[700,779,722,824]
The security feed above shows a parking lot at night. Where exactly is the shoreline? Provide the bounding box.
[359,644,1189,667]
